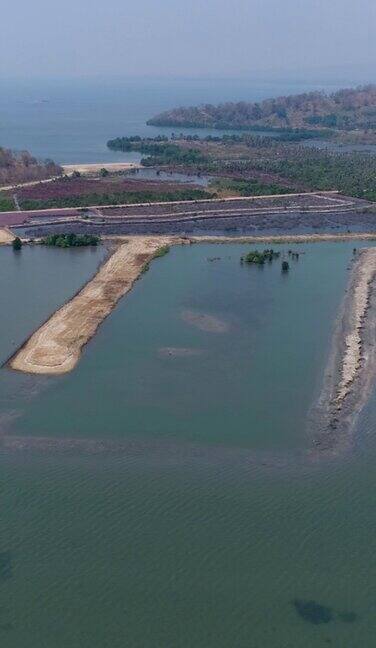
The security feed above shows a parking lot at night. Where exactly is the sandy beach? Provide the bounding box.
[0,228,15,244]
[62,162,140,175]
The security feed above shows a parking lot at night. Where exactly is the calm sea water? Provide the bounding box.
[1,243,353,448]
[0,77,345,164]
[0,241,376,646]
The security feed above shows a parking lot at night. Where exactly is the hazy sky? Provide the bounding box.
[1,0,375,80]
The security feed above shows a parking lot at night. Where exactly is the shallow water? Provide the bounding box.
[0,245,107,429]
[2,242,356,448]
[0,241,376,647]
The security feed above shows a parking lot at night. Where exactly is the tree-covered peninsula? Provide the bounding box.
[147,85,376,134]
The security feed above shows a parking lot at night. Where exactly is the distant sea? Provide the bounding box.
[0,77,343,164]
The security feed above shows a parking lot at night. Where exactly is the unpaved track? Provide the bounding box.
[9,236,180,375]
[190,233,376,244]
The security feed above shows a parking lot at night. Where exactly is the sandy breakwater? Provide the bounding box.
[9,236,180,375]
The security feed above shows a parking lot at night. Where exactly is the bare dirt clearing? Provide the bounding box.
[0,228,15,244]
[62,162,139,175]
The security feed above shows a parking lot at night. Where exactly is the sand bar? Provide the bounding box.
[62,162,140,175]
[335,247,376,404]
[9,236,179,375]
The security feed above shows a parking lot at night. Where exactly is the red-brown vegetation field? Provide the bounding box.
[15,176,200,201]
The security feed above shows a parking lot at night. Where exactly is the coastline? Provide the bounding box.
[335,248,376,404]
[310,247,376,454]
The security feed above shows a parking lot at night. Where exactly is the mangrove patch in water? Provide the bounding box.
[240,248,281,265]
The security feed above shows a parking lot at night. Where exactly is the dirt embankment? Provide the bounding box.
[310,247,376,456]
[9,236,181,375]
[190,233,376,245]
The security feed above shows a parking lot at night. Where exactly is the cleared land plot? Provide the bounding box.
[1,192,371,236]
[13,176,203,201]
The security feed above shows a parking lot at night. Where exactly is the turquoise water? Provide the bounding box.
[0,241,376,647]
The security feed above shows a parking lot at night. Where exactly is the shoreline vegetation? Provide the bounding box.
[107,134,376,202]
[40,233,100,247]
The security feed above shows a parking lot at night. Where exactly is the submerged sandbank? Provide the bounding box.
[181,309,230,333]
[9,236,181,375]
